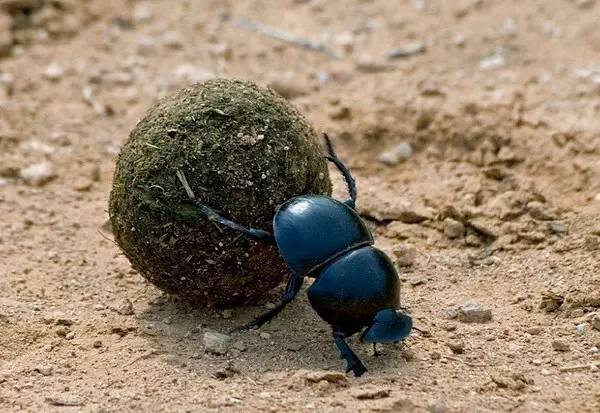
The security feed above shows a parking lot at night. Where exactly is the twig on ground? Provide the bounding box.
[123,350,160,367]
[233,18,341,59]
[176,170,196,199]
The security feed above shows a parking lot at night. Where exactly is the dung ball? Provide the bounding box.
[109,78,331,306]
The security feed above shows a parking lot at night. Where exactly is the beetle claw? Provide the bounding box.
[347,360,367,377]
[333,331,367,377]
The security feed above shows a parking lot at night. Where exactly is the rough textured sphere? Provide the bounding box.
[109,78,331,306]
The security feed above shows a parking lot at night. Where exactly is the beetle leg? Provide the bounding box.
[196,202,275,244]
[176,169,275,244]
[372,343,381,357]
[323,133,357,209]
[240,274,304,330]
[332,330,367,377]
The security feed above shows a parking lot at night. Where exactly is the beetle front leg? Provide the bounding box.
[333,330,367,377]
[193,202,275,244]
[176,169,275,245]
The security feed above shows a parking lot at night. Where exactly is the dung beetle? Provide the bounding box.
[177,134,412,376]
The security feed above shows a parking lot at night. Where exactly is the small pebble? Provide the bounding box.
[259,332,271,340]
[465,234,482,247]
[591,314,600,331]
[443,218,465,239]
[501,17,517,37]
[442,323,456,332]
[20,162,56,186]
[387,42,426,59]
[116,299,134,316]
[415,111,433,130]
[457,300,493,323]
[392,244,417,267]
[268,79,309,99]
[447,340,465,354]
[56,327,68,338]
[527,201,554,220]
[549,221,567,234]
[552,339,570,352]
[72,177,93,192]
[93,340,102,348]
[65,332,75,340]
[454,34,465,47]
[43,63,65,81]
[316,379,332,394]
[232,340,247,352]
[377,142,413,165]
[203,331,231,355]
[442,308,458,320]
[427,399,448,413]
[490,373,511,388]
[133,3,153,22]
[576,323,586,335]
[35,365,53,376]
[162,31,183,49]
[483,256,501,266]
[479,52,506,70]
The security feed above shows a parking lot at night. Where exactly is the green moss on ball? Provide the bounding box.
[109,78,331,307]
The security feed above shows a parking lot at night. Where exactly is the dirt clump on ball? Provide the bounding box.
[109,78,331,306]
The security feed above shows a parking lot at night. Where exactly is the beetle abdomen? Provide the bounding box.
[307,246,400,335]
[273,196,373,276]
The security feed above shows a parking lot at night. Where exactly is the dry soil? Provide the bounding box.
[1,0,599,412]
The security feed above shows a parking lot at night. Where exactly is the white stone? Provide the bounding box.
[377,142,413,165]
[479,53,506,70]
[44,63,65,81]
[20,162,56,186]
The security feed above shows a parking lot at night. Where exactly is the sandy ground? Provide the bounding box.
[1,0,600,412]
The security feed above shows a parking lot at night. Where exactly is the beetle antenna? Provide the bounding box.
[323,133,357,208]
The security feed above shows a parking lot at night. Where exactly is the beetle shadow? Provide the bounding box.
[134,286,415,379]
